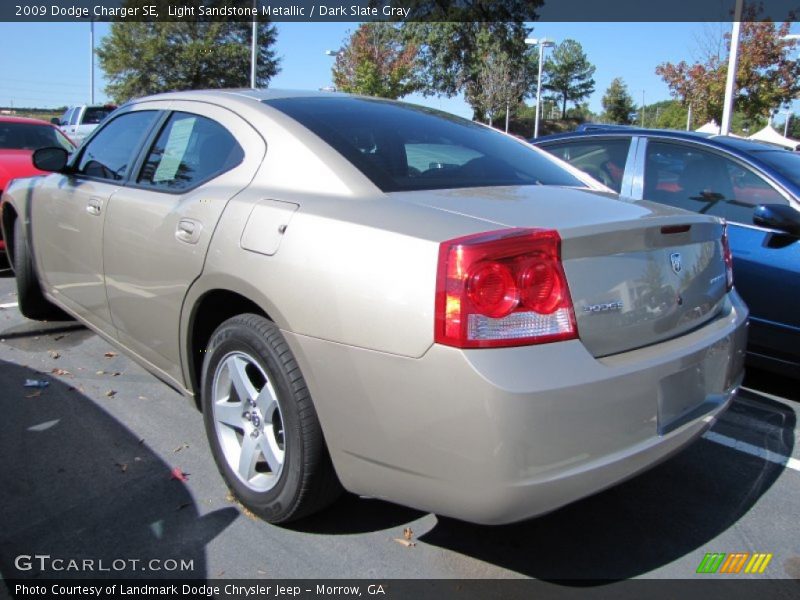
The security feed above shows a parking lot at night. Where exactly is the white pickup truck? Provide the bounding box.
[53,104,116,145]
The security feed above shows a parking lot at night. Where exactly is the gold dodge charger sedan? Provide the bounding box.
[0,90,747,524]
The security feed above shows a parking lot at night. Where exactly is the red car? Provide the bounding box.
[0,116,76,265]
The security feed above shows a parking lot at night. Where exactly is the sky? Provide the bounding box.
[1,20,798,121]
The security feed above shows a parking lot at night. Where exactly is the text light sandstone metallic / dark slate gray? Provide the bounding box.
[0,90,748,525]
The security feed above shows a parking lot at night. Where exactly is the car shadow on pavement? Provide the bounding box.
[417,391,795,582]
[0,358,238,581]
[287,493,427,535]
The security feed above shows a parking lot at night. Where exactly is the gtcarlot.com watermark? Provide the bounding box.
[14,554,194,573]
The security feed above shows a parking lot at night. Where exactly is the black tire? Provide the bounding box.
[12,218,68,321]
[201,313,342,523]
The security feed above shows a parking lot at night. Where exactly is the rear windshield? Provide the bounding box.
[81,106,115,125]
[752,149,800,189]
[0,122,75,152]
[263,97,582,192]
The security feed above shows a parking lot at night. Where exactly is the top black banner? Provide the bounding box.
[3,0,800,22]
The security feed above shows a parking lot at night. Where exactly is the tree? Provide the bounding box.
[470,49,527,127]
[97,1,280,103]
[542,39,596,119]
[656,14,800,125]
[332,23,419,99]
[602,78,636,124]
[401,21,539,120]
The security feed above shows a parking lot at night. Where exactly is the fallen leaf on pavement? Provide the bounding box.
[25,391,42,398]
[48,350,60,359]
[105,390,117,398]
[53,334,66,341]
[115,462,128,473]
[173,443,189,453]
[96,370,105,375]
[170,467,189,482]
[393,538,416,548]
[104,351,118,358]
[51,368,72,377]
[176,503,191,511]
[403,527,414,541]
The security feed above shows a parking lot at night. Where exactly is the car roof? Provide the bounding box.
[532,126,788,152]
[0,115,55,126]
[134,88,346,105]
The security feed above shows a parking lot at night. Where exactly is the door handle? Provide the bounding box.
[86,197,102,216]
[175,218,203,244]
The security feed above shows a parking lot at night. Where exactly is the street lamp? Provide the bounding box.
[720,0,744,136]
[250,0,257,88]
[525,37,554,139]
[323,49,341,92]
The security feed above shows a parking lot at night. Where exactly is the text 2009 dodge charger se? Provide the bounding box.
[0,90,747,524]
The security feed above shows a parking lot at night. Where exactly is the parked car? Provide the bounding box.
[0,116,76,268]
[1,91,747,525]
[533,128,800,378]
[54,104,117,145]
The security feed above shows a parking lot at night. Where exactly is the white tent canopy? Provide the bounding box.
[695,121,721,134]
[748,125,800,150]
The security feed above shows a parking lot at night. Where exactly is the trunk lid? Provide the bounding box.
[394,185,729,357]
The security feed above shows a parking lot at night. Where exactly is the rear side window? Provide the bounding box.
[76,111,159,181]
[264,96,582,192]
[540,138,630,192]
[643,141,787,224]
[137,112,244,191]
[81,106,115,125]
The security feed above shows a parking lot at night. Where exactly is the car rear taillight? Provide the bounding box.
[721,221,734,291]
[435,228,578,348]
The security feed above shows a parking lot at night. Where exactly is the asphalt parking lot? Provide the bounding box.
[0,272,798,585]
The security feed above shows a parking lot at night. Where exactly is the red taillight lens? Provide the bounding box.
[721,221,734,291]
[435,228,578,348]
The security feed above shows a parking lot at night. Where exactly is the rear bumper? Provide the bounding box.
[284,291,748,525]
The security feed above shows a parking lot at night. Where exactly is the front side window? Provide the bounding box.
[540,138,630,192]
[69,108,81,126]
[264,97,582,192]
[643,141,787,224]
[137,112,244,191]
[76,111,159,181]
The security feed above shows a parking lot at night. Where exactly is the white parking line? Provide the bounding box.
[703,431,800,473]
[0,302,18,309]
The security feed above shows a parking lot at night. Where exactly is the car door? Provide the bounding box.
[102,101,266,385]
[637,138,800,366]
[31,109,161,332]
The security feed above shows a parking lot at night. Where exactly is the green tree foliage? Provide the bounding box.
[97,1,279,103]
[601,78,636,124]
[401,21,539,120]
[656,12,800,125]
[332,23,419,99]
[542,39,596,119]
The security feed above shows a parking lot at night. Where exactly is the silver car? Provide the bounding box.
[0,90,748,525]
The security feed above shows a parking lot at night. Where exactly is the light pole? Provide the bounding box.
[89,20,94,104]
[250,0,257,88]
[720,0,744,136]
[525,37,554,139]
[323,49,341,92]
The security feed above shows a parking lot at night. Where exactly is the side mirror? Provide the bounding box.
[753,204,800,236]
[33,147,69,173]
[50,117,61,126]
